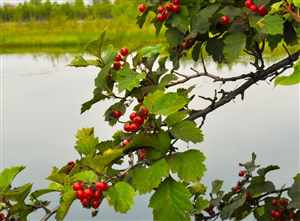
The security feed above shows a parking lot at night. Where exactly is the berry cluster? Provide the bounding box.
[123,106,149,133]
[0,213,5,221]
[72,181,109,210]
[113,48,129,71]
[156,0,181,22]
[271,198,296,220]
[244,0,268,16]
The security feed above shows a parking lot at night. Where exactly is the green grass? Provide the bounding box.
[0,18,163,54]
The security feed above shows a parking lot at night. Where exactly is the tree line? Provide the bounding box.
[0,0,139,22]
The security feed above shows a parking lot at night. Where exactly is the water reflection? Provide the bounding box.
[1,54,299,220]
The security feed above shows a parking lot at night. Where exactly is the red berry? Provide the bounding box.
[245,0,253,8]
[157,13,165,22]
[96,182,109,191]
[130,112,137,121]
[246,192,252,200]
[113,61,122,70]
[124,123,132,132]
[139,106,149,118]
[133,116,144,126]
[138,3,147,13]
[279,198,289,206]
[92,199,101,209]
[172,0,180,5]
[239,170,246,177]
[288,212,296,220]
[129,123,139,132]
[272,198,280,206]
[81,198,90,207]
[138,148,147,161]
[271,210,282,218]
[0,213,5,221]
[94,190,102,200]
[258,5,268,16]
[112,110,122,119]
[249,4,258,12]
[165,3,174,11]
[76,190,85,200]
[120,48,129,57]
[122,139,130,146]
[219,15,230,25]
[157,6,165,14]
[114,53,122,62]
[73,182,83,191]
[172,4,180,13]
[84,188,94,199]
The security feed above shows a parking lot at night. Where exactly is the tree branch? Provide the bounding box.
[189,50,300,121]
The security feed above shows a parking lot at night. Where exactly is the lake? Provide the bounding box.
[0,54,299,220]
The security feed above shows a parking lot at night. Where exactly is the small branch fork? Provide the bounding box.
[168,50,300,123]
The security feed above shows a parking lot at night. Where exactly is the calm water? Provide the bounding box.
[0,54,299,220]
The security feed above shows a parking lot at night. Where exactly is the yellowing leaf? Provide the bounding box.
[75,128,98,156]
[0,166,25,192]
[275,60,300,86]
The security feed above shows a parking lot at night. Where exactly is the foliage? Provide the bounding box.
[1,0,300,221]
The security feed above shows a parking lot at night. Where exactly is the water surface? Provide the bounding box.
[1,54,299,220]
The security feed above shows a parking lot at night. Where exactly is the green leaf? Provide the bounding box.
[56,189,76,221]
[257,165,280,177]
[0,166,25,192]
[212,180,224,194]
[206,39,224,63]
[105,182,136,213]
[69,56,89,67]
[4,183,32,201]
[71,170,98,183]
[275,60,300,85]
[221,194,246,219]
[127,131,171,154]
[191,5,220,34]
[149,177,193,221]
[30,182,63,199]
[85,31,106,58]
[247,176,275,197]
[223,33,246,62]
[293,0,300,7]
[47,167,68,185]
[170,120,204,143]
[159,74,178,88]
[258,14,284,35]
[75,128,98,156]
[168,150,206,182]
[168,6,190,33]
[165,28,184,48]
[130,159,169,194]
[165,111,188,126]
[194,196,209,214]
[288,174,300,209]
[112,66,146,92]
[81,148,123,174]
[144,90,188,116]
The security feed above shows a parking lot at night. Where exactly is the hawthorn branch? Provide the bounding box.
[167,68,254,87]
[189,50,300,122]
[40,206,59,221]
